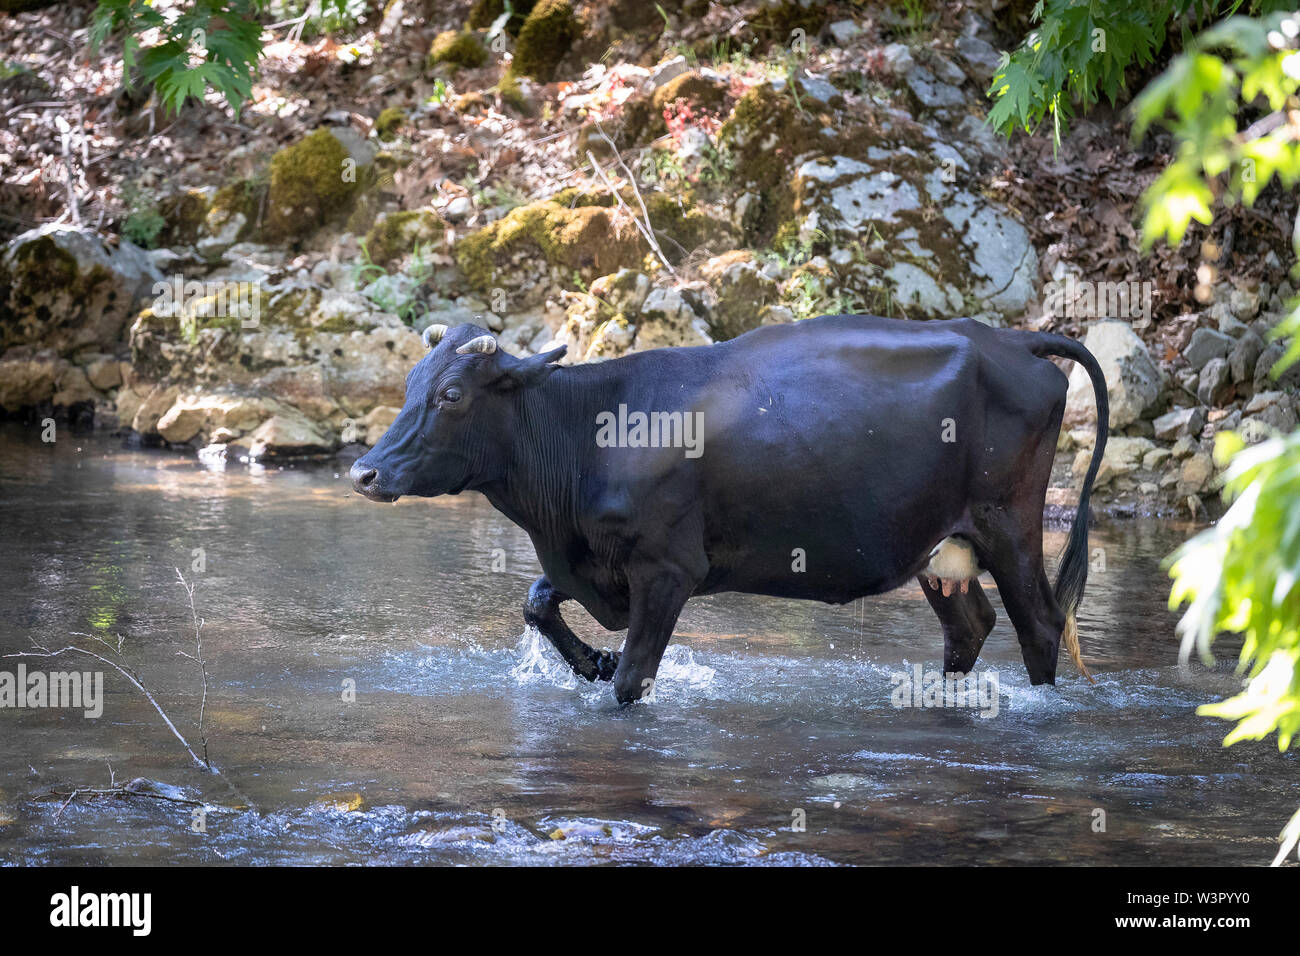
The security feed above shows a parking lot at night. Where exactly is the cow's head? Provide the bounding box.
[349,323,566,501]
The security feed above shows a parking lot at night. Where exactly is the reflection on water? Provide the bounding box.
[0,424,1294,865]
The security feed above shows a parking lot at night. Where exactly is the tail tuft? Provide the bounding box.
[1061,613,1094,684]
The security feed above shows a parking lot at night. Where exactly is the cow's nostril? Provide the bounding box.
[349,461,380,493]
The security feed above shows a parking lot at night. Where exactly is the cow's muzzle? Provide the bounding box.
[349,461,399,502]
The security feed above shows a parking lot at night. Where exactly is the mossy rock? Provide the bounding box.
[454,91,489,113]
[374,107,408,141]
[718,82,830,242]
[1,225,160,355]
[455,199,646,292]
[496,70,533,114]
[429,29,489,69]
[266,129,360,242]
[748,0,829,45]
[467,0,537,34]
[157,190,210,247]
[645,193,735,258]
[363,209,448,269]
[513,0,580,82]
[652,71,730,116]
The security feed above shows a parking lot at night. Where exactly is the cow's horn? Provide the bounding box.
[456,334,497,355]
[422,324,448,348]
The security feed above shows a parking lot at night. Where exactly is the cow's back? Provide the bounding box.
[566,315,1064,604]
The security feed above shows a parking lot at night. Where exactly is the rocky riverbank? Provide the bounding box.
[2,0,1297,518]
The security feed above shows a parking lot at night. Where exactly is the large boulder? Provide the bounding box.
[0,225,162,354]
[788,149,1036,320]
[1064,320,1161,429]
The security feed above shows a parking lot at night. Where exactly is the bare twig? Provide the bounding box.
[175,568,210,768]
[5,640,208,771]
[585,144,675,274]
[55,114,81,227]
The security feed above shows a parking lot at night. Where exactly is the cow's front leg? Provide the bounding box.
[612,566,693,706]
[523,576,619,681]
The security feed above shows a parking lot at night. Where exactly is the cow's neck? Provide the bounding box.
[477,367,595,542]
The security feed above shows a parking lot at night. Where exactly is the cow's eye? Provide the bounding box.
[440,386,462,405]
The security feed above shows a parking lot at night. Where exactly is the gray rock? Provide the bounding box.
[443,195,474,222]
[1229,286,1261,320]
[1184,326,1235,370]
[880,43,914,74]
[906,66,966,110]
[1212,301,1249,338]
[786,72,840,107]
[1243,402,1298,439]
[928,53,967,86]
[957,114,1007,159]
[1153,406,1206,441]
[1196,356,1231,406]
[327,125,377,168]
[0,224,162,355]
[1228,330,1264,384]
[829,20,862,45]
[649,55,689,90]
[1254,340,1300,390]
[954,35,1002,80]
[1064,320,1161,430]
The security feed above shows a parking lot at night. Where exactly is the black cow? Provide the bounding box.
[351,315,1109,705]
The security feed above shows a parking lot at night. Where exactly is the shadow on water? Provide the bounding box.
[0,424,1293,865]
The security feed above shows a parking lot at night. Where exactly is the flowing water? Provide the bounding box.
[0,423,1294,866]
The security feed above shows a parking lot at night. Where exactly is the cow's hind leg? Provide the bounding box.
[919,574,996,674]
[523,576,619,682]
[968,505,1064,685]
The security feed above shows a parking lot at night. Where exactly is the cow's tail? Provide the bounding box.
[1026,332,1107,684]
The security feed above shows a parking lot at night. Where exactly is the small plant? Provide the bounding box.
[121,184,165,248]
[427,78,453,107]
[355,237,434,325]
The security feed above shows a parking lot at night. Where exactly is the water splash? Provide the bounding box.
[509,626,579,690]
[654,644,717,691]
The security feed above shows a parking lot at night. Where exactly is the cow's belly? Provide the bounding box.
[692,394,970,602]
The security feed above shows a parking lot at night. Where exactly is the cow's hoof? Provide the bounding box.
[593,649,620,682]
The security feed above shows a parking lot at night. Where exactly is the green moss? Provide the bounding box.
[718,82,838,242]
[467,0,537,34]
[749,0,829,45]
[10,236,78,291]
[374,107,408,141]
[363,209,448,269]
[455,199,645,291]
[429,29,489,69]
[157,190,210,247]
[652,70,729,116]
[496,70,532,113]
[645,193,733,256]
[266,129,360,242]
[513,0,579,82]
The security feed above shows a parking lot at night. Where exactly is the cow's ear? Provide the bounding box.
[493,345,567,389]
